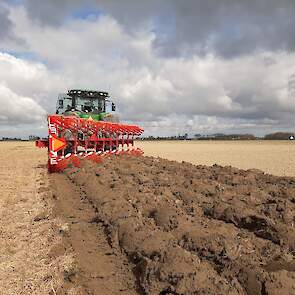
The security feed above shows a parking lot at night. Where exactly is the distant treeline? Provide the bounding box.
[140,132,295,141]
[1,138,30,142]
[141,134,190,141]
[1,132,295,141]
[1,135,38,141]
[264,132,295,140]
[195,133,257,140]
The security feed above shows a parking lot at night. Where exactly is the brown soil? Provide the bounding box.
[50,155,295,295]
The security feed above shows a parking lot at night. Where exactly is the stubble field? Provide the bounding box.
[137,140,295,177]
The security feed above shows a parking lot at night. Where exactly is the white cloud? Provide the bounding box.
[0,4,295,137]
[0,84,46,124]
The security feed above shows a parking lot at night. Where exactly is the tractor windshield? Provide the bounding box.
[76,97,105,113]
[56,90,109,114]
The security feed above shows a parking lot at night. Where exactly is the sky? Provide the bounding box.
[0,0,295,138]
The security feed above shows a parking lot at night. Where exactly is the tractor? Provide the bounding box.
[36,89,144,172]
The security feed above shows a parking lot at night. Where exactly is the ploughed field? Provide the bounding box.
[0,141,295,295]
[52,155,295,295]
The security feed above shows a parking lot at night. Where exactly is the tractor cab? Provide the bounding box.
[56,89,116,121]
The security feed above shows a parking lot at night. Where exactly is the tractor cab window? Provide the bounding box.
[56,95,72,113]
[80,99,93,113]
[64,93,107,114]
[97,99,105,112]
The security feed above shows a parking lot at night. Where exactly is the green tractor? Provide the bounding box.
[56,89,118,122]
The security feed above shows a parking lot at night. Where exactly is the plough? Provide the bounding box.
[36,90,144,172]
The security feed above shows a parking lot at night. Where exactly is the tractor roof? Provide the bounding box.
[67,89,109,98]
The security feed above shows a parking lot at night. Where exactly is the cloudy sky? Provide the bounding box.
[0,0,295,138]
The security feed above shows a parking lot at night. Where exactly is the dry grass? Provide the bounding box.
[0,142,73,295]
[136,140,295,176]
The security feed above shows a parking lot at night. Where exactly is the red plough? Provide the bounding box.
[36,115,144,172]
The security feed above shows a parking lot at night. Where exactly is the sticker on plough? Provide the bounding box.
[39,115,144,173]
[49,134,67,152]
